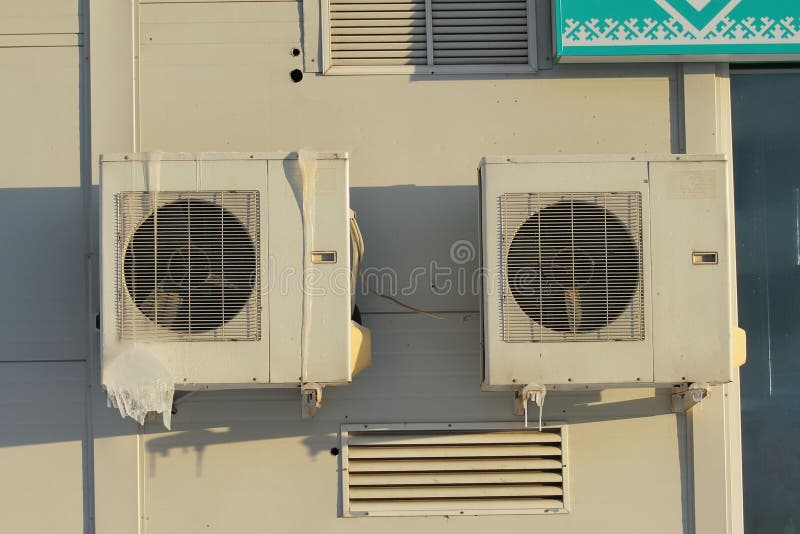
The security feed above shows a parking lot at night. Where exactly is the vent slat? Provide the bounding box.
[331,35,427,44]
[349,471,563,485]
[332,11,426,19]
[433,49,528,57]
[348,444,561,459]
[331,58,429,65]
[435,41,527,50]
[331,26,426,35]
[432,15,527,23]
[332,3,425,12]
[433,56,528,64]
[432,24,526,33]
[349,498,565,513]
[434,2,527,10]
[434,32,526,41]
[333,42,427,50]
[333,50,428,59]
[348,457,562,472]
[347,430,561,446]
[332,19,427,27]
[350,485,564,499]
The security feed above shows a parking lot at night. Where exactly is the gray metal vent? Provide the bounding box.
[500,192,644,343]
[341,424,568,517]
[329,0,530,67]
[431,0,529,65]
[116,191,261,341]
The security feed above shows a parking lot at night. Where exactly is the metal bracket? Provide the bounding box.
[301,382,324,419]
[514,383,547,430]
[672,382,710,413]
[170,391,198,416]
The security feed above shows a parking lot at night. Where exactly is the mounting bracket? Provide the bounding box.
[672,382,710,413]
[301,382,324,419]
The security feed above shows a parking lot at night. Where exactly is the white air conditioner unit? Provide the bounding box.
[100,152,370,424]
[480,155,744,391]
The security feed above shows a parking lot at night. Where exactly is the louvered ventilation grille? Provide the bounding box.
[330,0,428,66]
[500,192,645,343]
[342,425,568,516]
[329,0,529,67]
[432,0,529,65]
[116,191,261,342]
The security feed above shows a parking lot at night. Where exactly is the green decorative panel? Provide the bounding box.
[555,0,800,62]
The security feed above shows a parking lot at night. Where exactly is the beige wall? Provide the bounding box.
[0,0,741,532]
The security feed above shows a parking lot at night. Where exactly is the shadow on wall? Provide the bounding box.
[139,387,676,478]
[350,185,481,314]
[0,187,90,362]
[0,184,676,489]
[0,183,483,453]
[0,187,93,450]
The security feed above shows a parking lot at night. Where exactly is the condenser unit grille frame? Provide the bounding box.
[116,190,262,342]
[340,422,569,517]
[500,192,645,343]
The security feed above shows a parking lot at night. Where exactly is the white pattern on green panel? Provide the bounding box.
[555,0,800,60]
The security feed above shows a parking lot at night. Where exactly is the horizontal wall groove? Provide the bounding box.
[0,359,88,364]
[0,34,83,48]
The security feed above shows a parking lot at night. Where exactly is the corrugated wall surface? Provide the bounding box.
[0,1,736,533]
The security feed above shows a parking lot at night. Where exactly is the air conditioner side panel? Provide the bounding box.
[306,159,352,384]
[267,158,352,385]
[649,160,735,384]
[481,161,654,387]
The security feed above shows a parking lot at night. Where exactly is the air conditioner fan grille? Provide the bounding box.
[500,192,644,343]
[116,191,261,341]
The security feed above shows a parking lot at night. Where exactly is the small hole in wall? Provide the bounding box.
[290,69,303,83]
[291,47,301,57]
[330,447,340,456]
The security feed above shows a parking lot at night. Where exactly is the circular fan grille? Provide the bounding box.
[123,199,258,334]
[506,200,640,334]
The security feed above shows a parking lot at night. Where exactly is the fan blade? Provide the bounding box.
[564,288,582,334]
[140,286,184,326]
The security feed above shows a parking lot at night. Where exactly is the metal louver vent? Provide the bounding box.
[500,192,644,343]
[431,0,529,65]
[330,0,428,66]
[341,424,568,517]
[116,191,261,342]
[328,0,530,67]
